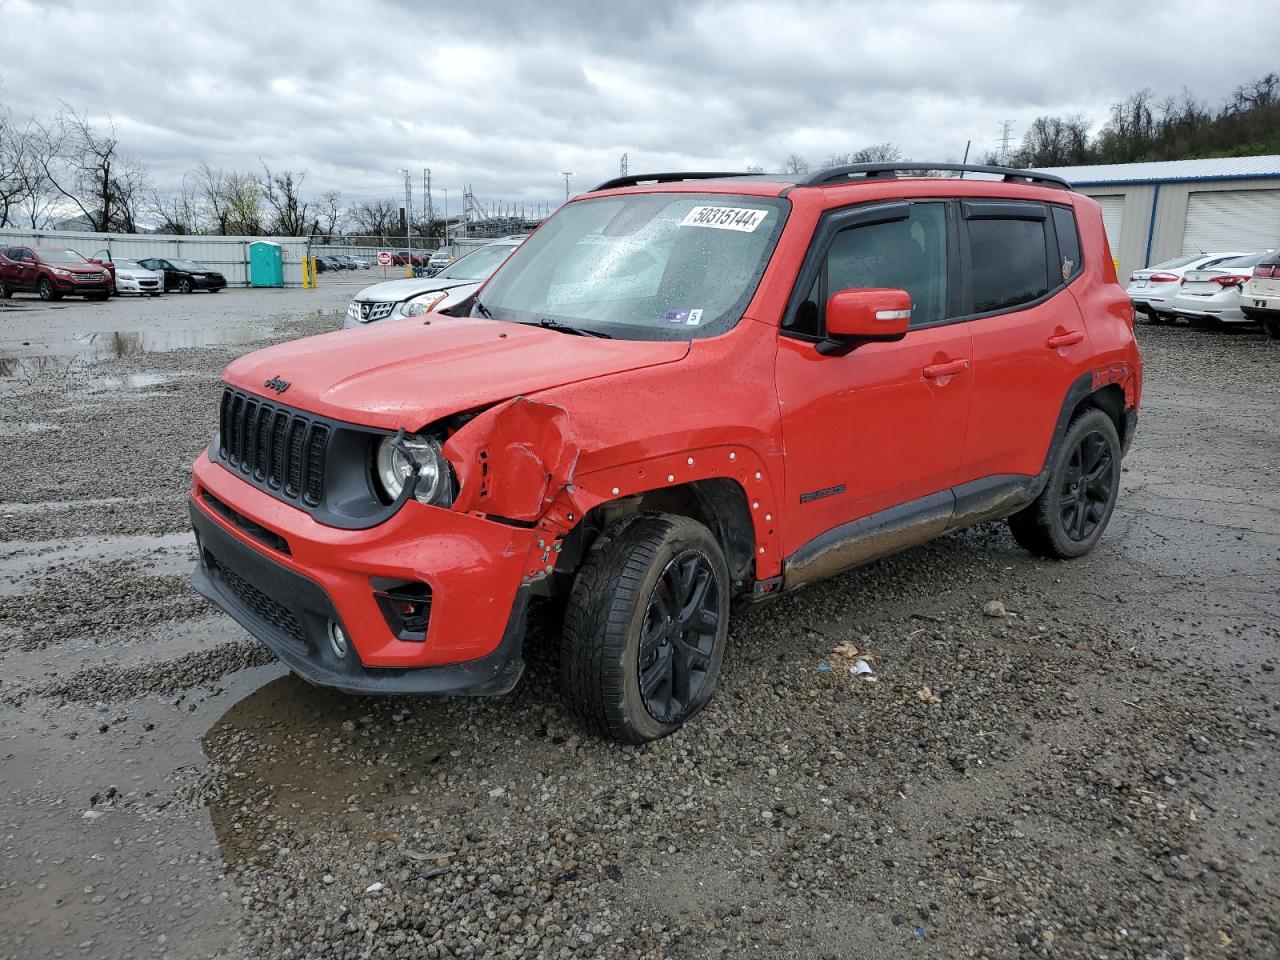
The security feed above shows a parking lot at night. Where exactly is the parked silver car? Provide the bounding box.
[343,237,525,328]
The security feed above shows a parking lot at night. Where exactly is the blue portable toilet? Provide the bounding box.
[249,241,284,287]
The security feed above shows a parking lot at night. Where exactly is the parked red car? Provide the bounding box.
[189,163,1141,743]
[0,246,113,300]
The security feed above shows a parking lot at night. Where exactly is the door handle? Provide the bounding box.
[1047,330,1084,349]
[922,358,969,379]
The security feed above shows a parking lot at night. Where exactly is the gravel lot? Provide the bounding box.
[0,289,1277,960]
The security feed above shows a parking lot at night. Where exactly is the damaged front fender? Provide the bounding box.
[443,397,580,523]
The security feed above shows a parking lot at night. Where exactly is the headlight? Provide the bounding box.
[52,267,71,277]
[374,433,453,506]
[400,291,448,317]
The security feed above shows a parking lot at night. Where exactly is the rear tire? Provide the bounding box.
[1008,408,1122,559]
[0,279,9,299]
[560,513,730,744]
[178,278,192,294]
[1263,319,1280,340]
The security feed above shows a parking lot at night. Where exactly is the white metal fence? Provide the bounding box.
[0,228,311,287]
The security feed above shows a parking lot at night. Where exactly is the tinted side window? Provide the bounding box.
[821,203,949,329]
[1051,206,1082,282]
[967,219,1049,313]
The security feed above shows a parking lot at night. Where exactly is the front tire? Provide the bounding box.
[1008,408,1122,559]
[38,278,61,301]
[560,513,730,743]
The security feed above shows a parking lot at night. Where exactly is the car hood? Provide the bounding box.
[222,316,690,430]
[115,268,160,279]
[352,276,480,303]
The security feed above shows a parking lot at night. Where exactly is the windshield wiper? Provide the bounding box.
[532,318,612,339]
[471,298,494,319]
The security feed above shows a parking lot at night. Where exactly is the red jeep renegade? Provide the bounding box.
[190,163,1141,743]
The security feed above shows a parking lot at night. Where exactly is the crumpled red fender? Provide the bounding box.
[443,397,580,522]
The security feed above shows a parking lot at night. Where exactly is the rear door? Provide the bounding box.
[959,201,1091,481]
[775,201,972,555]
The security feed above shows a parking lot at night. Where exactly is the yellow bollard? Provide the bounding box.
[302,256,312,289]
[406,263,413,278]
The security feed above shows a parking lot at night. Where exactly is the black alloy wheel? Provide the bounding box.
[560,513,731,743]
[1008,407,1122,559]
[1058,430,1115,542]
[637,549,721,724]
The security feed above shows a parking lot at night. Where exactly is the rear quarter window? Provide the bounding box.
[967,218,1050,313]
[1052,206,1083,283]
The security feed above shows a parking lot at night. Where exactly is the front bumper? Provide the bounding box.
[192,276,227,290]
[53,274,111,292]
[189,449,538,694]
[116,275,162,294]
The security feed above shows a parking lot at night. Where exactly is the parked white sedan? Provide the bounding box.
[1170,251,1276,326]
[109,258,164,296]
[1125,252,1247,323]
[1241,254,1280,339]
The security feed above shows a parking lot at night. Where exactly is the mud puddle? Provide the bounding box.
[0,532,195,596]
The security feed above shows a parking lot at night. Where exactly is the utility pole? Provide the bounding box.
[997,120,1016,165]
[561,172,573,202]
[397,168,413,274]
[423,168,434,242]
[443,188,449,246]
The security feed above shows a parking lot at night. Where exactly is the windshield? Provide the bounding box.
[168,259,207,271]
[114,259,144,270]
[436,244,516,281]
[38,249,89,264]
[474,193,788,339]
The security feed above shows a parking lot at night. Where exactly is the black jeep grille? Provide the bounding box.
[218,388,329,508]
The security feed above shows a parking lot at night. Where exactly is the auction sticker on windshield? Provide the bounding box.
[680,206,768,232]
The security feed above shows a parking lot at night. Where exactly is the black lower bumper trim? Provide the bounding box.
[189,499,526,696]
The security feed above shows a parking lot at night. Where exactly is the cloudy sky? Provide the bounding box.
[1,0,1275,212]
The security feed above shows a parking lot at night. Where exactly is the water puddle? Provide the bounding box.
[0,421,60,437]
[0,324,279,378]
[0,532,195,595]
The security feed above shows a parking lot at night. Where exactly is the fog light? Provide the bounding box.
[327,620,349,658]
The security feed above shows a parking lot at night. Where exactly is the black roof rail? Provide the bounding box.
[799,162,1072,190]
[591,171,762,192]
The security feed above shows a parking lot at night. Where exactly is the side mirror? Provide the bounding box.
[821,288,911,355]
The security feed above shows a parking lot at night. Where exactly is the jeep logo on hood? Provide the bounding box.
[264,375,291,394]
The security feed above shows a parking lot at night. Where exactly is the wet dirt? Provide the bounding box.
[0,302,1277,959]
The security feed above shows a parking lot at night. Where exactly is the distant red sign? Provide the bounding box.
[377,251,392,266]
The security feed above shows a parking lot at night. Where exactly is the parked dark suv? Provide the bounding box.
[0,246,113,300]
[190,163,1141,744]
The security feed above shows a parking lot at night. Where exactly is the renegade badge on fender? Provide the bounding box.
[189,163,1141,744]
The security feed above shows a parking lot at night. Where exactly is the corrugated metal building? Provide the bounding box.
[0,228,311,287]
[1032,156,1280,282]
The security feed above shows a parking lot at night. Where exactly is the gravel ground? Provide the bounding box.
[0,292,1277,960]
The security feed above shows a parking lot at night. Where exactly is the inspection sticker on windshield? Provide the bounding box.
[680,205,768,232]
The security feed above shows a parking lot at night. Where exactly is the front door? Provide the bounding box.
[775,201,972,559]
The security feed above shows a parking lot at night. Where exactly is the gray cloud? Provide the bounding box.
[1,0,1275,211]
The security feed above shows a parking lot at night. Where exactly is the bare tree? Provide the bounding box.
[259,163,311,236]
[849,142,903,163]
[316,189,342,238]
[782,152,810,175]
[347,199,400,237]
[36,103,150,232]
[0,107,33,227]
[148,174,201,234]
